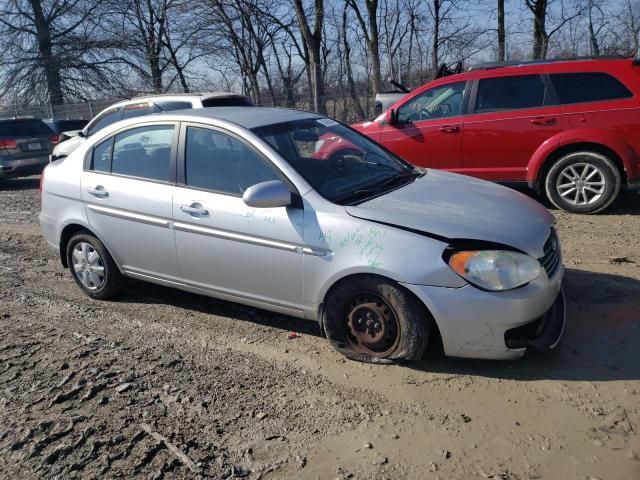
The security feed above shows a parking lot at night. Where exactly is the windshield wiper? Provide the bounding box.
[333,171,420,205]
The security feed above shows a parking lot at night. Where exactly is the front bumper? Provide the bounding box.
[402,263,565,360]
[0,155,49,178]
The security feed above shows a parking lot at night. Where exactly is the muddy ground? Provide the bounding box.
[0,177,639,480]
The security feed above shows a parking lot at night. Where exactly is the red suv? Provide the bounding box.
[352,57,640,213]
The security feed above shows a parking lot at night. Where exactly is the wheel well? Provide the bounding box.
[538,142,627,192]
[320,273,443,352]
[59,224,90,268]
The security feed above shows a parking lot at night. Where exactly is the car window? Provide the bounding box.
[121,102,161,120]
[0,120,52,137]
[92,138,113,173]
[397,82,466,123]
[185,126,280,195]
[87,108,122,136]
[475,75,546,113]
[201,96,253,107]
[111,125,174,182]
[154,100,193,111]
[549,72,633,104]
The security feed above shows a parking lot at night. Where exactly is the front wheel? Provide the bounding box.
[323,276,429,363]
[545,151,621,214]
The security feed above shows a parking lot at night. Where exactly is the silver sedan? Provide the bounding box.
[39,107,565,363]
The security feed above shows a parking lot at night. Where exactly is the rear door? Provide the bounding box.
[376,81,469,169]
[462,73,562,181]
[80,122,180,282]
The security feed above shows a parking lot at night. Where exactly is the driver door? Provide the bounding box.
[377,81,469,170]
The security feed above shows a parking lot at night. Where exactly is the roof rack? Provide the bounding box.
[467,55,629,72]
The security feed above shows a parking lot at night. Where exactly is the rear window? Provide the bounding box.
[201,96,253,107]
[48,120,88,133]
[549,72,633,104]
[0,120,52,137]
[475,75,547,112]
[154,100,193,111]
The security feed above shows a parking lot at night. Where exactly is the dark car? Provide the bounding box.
[45,118,88,136]
[0,118,55,179]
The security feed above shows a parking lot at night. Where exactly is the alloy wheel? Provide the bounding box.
[555,162,606,206]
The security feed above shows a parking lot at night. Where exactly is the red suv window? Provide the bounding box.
[474,74,548,113]
[549,72,632,104]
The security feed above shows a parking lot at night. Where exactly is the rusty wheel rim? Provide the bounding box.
[345,293,400,357]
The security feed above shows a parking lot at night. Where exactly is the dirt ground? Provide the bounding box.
[0,177,639,480]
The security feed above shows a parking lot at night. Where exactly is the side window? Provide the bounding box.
[87,108,122,136]
[111,125,174,182]
[549,72,633,104]
[155,100,193,111]
[121,102,160,120]
[92,138,113,172]
[475,75,546,113]
[185,126,281,195]
[397,82,466,123]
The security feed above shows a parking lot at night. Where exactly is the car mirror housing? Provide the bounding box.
[242,180,292,208]
[384,109,398,126]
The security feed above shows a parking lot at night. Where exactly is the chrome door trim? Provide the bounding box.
[174,220,298,252]
[173,220,330,256]
[86,203,171,228]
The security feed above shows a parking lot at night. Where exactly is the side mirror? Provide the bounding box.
[78,129,87,138]
[384,109,398,126]
[242,180,292,208]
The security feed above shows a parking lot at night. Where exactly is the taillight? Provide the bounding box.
[39,167,45,201]
[50,134,60,145]
[0,139,17,150]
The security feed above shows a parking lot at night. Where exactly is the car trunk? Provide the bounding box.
[0,120,53,158]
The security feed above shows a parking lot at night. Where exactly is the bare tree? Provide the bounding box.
[291,0,326,113]
[525,0,584,59]
[0,0,122,104]
[345,0,382,94]
[498,0,506,60]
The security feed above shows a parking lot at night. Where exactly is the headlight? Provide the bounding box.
[448,250,541,291]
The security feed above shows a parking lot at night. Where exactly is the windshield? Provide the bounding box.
[252,118,418,204]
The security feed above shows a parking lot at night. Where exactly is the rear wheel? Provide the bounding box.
[66,232,124,299]
[545,151,621,214]
[323,276,429,363]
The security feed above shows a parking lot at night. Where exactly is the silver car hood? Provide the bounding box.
[345,170,554,258]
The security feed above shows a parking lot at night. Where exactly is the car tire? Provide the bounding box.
[545,151,621,214]
[323,276,429,364]
[66,232,124,299]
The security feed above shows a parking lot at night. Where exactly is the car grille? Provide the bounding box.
[539,228,561,277]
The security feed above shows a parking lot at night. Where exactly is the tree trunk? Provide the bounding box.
[291,0,326,114]
[432,0,440,74]
[588,0,600,56]
[530,0,548,59]
[342,6,365,120]
[497,0,505,61]
[29,0,64,105]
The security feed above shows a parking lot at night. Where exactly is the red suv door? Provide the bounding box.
[462,73,562,181]
[377,81,468,169]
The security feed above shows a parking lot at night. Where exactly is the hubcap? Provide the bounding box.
[556,162,606,206]
[346,294,399,357]
[72,242,105,290]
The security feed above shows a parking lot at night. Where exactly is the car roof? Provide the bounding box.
[399,57,635,100]
[132,92,247,101]
[158,106,321,129]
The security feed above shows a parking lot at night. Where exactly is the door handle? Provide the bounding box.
[180,203,209,216]
[530,116,556,125]
[87,186,108,197]
[439,125,460,133]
